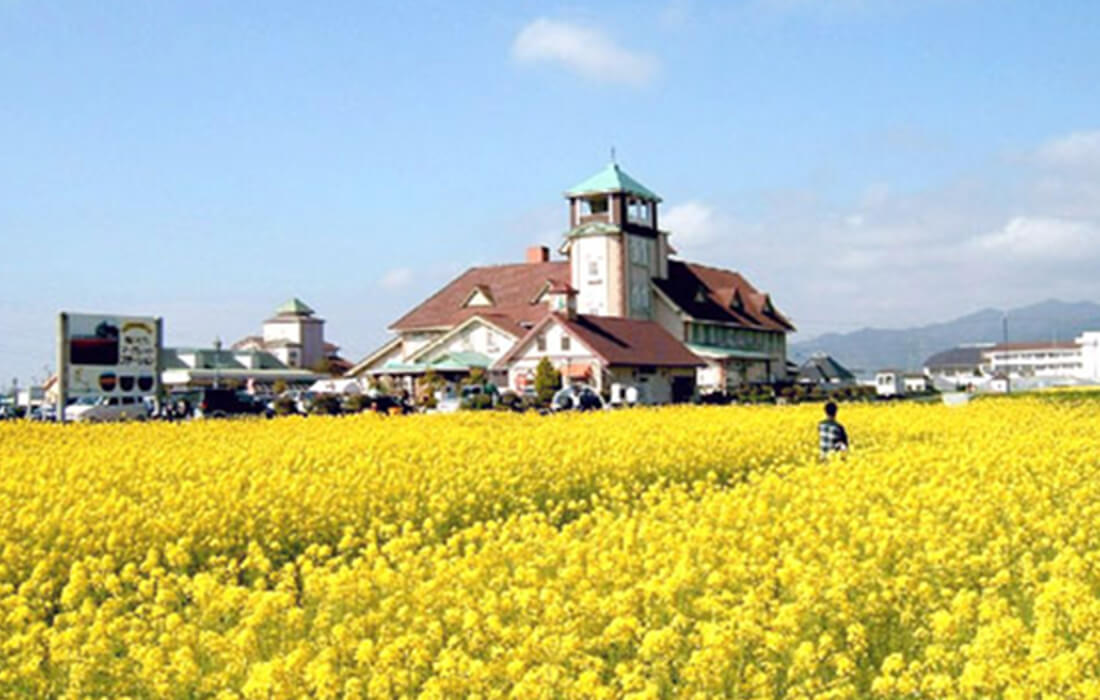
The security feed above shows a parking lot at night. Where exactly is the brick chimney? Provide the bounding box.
[526,245,550,264]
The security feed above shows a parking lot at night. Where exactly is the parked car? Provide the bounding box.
[65,395,150,422]
[551,385,605,412]
[193,389,274,419]
[29,404,57,422]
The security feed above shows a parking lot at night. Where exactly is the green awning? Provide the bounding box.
[438,351,491,368]
[368,351,492,376]
[687,344,774,361]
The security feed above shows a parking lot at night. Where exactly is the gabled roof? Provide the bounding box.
[345,336,404,377]
[276,298,314,316]
[389,261,570,334]
[463,285,495,307]
[566,163,662,202]
[798,354,855,383]
[406,314,518,363]
[652,260,795,332]
[496,313,703,369]
[924,346,986,369]
[231,335,264,350]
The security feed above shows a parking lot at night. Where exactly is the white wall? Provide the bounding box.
[653,293,683,340]
[416,322,515,364]
[1078,332,1100,380]
[875,372,904,397]
[263,319,302,345]
[572,236,611,316]
[985,346,1084,379]
[507,322,605,391]
[400,331,443,360]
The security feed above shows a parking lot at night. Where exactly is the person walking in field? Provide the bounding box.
[818,401,849,459]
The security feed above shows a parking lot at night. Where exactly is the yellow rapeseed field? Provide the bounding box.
[2,399,1099,698]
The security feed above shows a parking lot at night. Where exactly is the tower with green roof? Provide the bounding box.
[262,297,326,370]
[562,162,670,321]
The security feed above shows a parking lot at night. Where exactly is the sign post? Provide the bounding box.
[57,312,162,421]
[57,312,69,424]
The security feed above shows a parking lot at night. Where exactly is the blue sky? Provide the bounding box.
[2,0,1099,384]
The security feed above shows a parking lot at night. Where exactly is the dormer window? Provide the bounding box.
[731,290,744,311]
[463,285,494,308]
[694,285,708,304]
[761,294,775,315]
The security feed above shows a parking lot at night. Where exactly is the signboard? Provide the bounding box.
[58,313,162,408]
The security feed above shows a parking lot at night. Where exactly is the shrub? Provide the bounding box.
[309,394,342,416]
[342,394,368,413]
[460,394,494,411]
[272,396,297,416]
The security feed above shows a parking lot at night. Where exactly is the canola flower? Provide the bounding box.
[1,399,1100,697]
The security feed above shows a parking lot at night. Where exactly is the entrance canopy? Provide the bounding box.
[367,351,493,376]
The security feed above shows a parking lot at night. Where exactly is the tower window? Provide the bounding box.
[627,198,651,224]
[579,196,610,216]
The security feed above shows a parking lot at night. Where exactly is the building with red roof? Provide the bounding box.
[348,163,794,402]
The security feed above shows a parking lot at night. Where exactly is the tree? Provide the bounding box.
[416,370,445,408]
[463,368,487,387]
[534,358,561,407]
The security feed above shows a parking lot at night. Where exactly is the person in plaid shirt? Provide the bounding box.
[818,401,849,459]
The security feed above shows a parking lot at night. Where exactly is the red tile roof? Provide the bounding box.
[498,313,704,368]
[653,260,794,332]
[390,258,793,339]
[389,261,569,333]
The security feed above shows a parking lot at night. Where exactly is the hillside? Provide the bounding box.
[789,299,1100,374]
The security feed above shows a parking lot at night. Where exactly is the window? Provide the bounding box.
[579,196,609,216]
[561,336,571,351]
[588,259,600,277]
[536,335,547,352]
[487,332,498,352]
[630,279,650,312]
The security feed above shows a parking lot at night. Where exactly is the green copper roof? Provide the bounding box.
[276,298,314,316]
[432,351,492,370]
[566,163,662,202]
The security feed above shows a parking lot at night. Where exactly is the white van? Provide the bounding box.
[66,395,150,422]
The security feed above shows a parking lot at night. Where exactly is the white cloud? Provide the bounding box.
[1036,130,1100,170]
[973,216,1100,260]
[661,200,722,252]
[378,267,413,290]
[511,18,659,86]
[670,129,1100,340]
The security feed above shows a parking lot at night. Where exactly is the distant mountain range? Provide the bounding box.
[789,300,1100,375]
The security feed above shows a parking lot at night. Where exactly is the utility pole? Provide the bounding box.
[213,336,222,389]
[1002,313,1008,344]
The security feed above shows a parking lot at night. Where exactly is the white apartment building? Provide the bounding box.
[984,341,1083,379]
